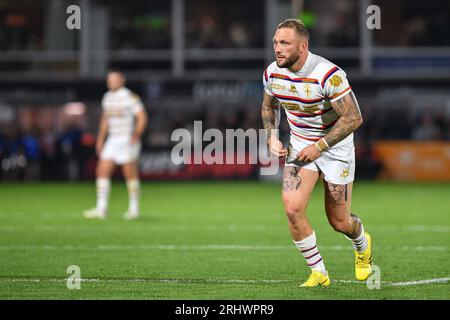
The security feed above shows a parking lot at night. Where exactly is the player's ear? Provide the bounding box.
[299,38,308,52]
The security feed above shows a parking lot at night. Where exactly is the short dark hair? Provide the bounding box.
[276,18,310,40]
[107,69,126,83]
[107,68,124,76]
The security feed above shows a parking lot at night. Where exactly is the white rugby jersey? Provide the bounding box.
[101,87,144,137]
[263,51,353,147]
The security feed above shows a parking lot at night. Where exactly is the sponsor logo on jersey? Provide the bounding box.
[289,85,298,94]
[281,102,300,111]
[270,83,286,91]
[281,102,321,113]
[303,104,320,113]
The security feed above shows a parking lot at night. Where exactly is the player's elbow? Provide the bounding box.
[139,111,148,127]
[358,117,363,128]
[143,114,149,126]
[354,115,363,129]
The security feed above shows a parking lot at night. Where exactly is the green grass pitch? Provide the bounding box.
[0,181,448,299]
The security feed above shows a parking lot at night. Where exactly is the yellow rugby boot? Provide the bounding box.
[355,232,373,281]
[300,270,330,287]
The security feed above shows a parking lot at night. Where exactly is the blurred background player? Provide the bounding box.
[83,70,148,220]
[262,19,371,287]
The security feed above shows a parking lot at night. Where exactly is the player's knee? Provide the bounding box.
[122,164,136,180]
[96,161,112,178]
[284,203,306,222]
[95,165,103,177]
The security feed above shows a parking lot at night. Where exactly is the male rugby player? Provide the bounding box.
[261,19,372,287]
[84,70,147,220]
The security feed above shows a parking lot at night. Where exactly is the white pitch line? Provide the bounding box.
[334,278,450,286]
[369,225,450,233]
[387,278,450,287]
[0,244,446,251]
[0,224,448,233]
[0,278,291,284]
[0,277,448,287]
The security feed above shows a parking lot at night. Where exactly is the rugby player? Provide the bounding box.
[84,70,147,220]
[261,19,372,287]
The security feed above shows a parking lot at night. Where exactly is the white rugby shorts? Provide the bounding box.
[285,138,355,185]
[100,135,141,165]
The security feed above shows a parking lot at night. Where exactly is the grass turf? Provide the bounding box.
[0,181,448,299]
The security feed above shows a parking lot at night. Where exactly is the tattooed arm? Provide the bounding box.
[261,92,287,157]
[296,91,362,162]
[323,91,363,148]
[261,92,279,139]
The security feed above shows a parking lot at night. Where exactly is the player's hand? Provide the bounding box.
[95,141,103,156]
[296,144,321,162]
[267,135,288,158]
[130,134,139,145]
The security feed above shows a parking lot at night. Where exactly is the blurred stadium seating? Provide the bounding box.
[0,0,449,182]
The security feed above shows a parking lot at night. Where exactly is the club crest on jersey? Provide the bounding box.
[329,74,343,87]
[289,85,298,94]
[303,84,312,97]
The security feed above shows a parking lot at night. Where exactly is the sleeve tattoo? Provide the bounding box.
[261,92,280,140]
[324,91,363,148]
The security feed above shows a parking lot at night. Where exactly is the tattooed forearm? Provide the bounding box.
[261,92,279,140]
[324,92,363,148]
[261,104,275,130]
[282,167,301,192]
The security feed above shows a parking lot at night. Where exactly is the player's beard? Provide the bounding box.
[276,52,300,69]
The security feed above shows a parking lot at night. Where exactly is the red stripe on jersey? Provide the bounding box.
[288,118,338,130]
[270,73,320,84]
[273,93,323,104]
[290,130,322,141]
[287,107,333,118]
[330,86,352,99]
[264,68,269,82]
[321,66,339,87]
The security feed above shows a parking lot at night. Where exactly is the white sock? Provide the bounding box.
[126,179,140,214]
[347,223,368,253]
[293,231,327,275]
[96,178,110,214]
